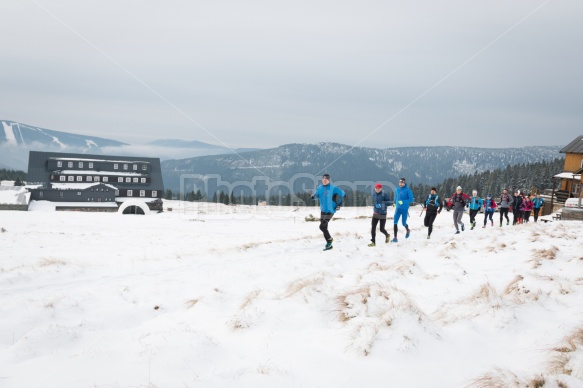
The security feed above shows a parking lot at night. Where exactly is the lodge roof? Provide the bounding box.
[560,135,583,154]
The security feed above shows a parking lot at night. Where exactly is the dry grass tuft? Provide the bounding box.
[185,299,199,309]
[467,368,523,388]
[337,286,371,322]
[548,328,583,377]
[283,272,325,298]
[240,290,261,310]
[38,258,67,267]
[533,246,559,260]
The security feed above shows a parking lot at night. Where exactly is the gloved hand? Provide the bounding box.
[398,200,403,205]
[375,204,382,208]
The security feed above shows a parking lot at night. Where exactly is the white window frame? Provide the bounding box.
[141,178,146,183]
[79,162,83,168]
[140,190,145,197]
[127,190,133,197]
[103,177,108,182]
[60,176,66,182]
[142,165,147,171]
[94,176,100,182]
[76,176,83,182]
[68,176,74,182]
[126,177,131,183]
[152,191,157,197]
[123,164,128,170]
[87,176,93,182]
[88,162,94,169]
[77,191,82,196]
[133,178,138,183]
[118,177,123,183]
[68,162,73,168]
[133,164,138,170]
[113,163,119,170]
[57,161,63,167]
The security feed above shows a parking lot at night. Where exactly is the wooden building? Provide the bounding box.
[553,135,583,202]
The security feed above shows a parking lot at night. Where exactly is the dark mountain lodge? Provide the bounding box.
[27,151,164,212]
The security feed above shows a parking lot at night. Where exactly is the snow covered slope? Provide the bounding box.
[0,204,582,387]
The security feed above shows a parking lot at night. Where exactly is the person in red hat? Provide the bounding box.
[368,183,392,246]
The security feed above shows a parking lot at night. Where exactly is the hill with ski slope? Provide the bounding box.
[1,204,582,387]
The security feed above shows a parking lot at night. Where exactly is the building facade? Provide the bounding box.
[554,135,583,202]
[27,151,164,211]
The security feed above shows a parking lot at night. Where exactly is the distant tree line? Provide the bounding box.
[0,169,26,186]
[163,157,565,206]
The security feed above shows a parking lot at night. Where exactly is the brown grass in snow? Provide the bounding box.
[533,246,559,260]
[283,272,325,298]
[549,327,583,377]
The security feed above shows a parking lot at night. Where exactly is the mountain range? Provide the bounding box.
[1,120,563,193]
[161,143,562,193]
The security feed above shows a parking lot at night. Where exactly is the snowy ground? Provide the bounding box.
[1,201,583,388]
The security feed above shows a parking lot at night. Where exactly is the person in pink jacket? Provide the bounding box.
[521,195,534,223]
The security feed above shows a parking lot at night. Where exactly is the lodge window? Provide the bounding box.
[88,162,93,169]
[133,164,137,170]
[118,177,123,183]
[123,164,128,170]
[141,178,146,183]
[103,177,108,182]
[152,191,157,197]
[39,191,44,198]
[77,191,82,196]
[76,176,82,182]
[79,162,83,168]
[68,162,73,168]
[140,190,145,197]
[87,176,93,182]
[127,190,133,197]
[68,176,74,182]
[142,165,147,171]
[113,163,118,170]
[57,161,62,167]
[133,178,138,183]
[60,176,66,182]
[59,192,64,198]
[126,177,131,183]
[94,176,100,182]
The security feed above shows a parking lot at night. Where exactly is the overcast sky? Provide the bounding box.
[1,0,582,150]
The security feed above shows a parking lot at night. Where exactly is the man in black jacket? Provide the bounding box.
[423,187,443,239]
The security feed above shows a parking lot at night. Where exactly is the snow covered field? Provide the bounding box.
[1,202,582,387]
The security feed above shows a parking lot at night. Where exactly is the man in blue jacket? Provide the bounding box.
[368,183,392,246]
[312,173,345,250]
[532,193,545,222]
[392,177,414,242]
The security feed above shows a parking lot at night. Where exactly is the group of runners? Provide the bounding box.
[311,174,546,250]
